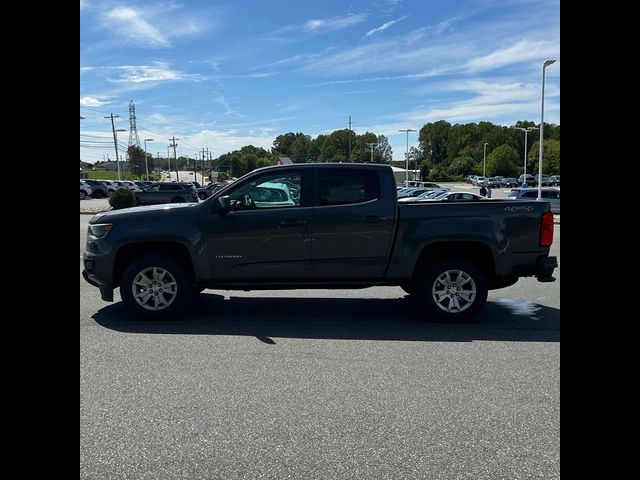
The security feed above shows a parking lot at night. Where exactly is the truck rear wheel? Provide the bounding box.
[120,255,193,320]
[417,259,487,322]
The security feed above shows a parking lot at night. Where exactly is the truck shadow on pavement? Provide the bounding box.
[92,293,559,343]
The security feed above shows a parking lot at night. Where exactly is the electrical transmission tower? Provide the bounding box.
[128,100,141,148]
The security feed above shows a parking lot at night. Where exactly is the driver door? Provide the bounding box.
[206,169,312,280]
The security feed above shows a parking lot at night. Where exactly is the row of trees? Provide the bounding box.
[90,120,559,181]
[416,120,560,181]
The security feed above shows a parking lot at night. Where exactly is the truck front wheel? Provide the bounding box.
[417,259,488,322]
[120,255,193,320]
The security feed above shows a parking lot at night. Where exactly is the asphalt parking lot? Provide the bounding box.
[80,213,560,479]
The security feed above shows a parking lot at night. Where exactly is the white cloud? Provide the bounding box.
[366,16,407,36]
[107,62,204,84]
[103,7,170,47]
[182,129,275,154]
[303,14,367,32]
[359,76,559,142]
[80,96,110,107]
[465,39,559,72]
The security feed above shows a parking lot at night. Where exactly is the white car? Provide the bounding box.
[80,181,92,199]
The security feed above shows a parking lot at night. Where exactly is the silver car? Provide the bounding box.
[506,188,560,214]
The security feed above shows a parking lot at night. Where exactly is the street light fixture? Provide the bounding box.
[399,129,417,186]
[513,126,539,180]
[483,142,488,177]
[537,59,556,200]
[143,138,153,181]
[114,129,126,181]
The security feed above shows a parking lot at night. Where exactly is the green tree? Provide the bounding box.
[448,155,476,177]
[527,139,560,175]
[376,135,393,162]
[486,144,520,177]
[419,120,451,164]
[127,145,146,179]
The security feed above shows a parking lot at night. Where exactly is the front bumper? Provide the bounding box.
[82,252,114,301]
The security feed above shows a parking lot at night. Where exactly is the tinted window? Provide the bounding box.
[542,191,559,199]
[159,184,180,191]
[522,191,537,198]
[318,169,379,206]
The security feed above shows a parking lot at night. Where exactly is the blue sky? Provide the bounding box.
[80,0,560,163]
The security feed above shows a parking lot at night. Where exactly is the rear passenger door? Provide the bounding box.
[311,167,396,279]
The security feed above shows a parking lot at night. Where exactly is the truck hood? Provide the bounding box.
[89,202,199,224]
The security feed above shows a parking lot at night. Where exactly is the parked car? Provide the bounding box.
[398,189,450,202]
[197,183,226,200]
[535,174,553,187]
[134,182,199,206]
[80,181,92,200]
[506,188,560,214]
[517,174,537,187]
[82,179,109,198]
[549,175,560,186]
[421,191,486,202]
[502,177,518,188]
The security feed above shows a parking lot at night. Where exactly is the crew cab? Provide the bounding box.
[83,164,557,322]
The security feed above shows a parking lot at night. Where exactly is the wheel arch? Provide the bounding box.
[411,241,495,286]
[113,242,195,288]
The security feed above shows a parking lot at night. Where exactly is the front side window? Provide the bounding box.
[225,172,302,210]
[318,169,379,206]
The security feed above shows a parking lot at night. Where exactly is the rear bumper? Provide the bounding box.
[535,255,558,282]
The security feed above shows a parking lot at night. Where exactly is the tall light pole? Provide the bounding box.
[538,59,556,201]
[513,126,538,179]
[366,142,379,163]
[114,128,126,181]
[143,138,153,181]
[399,129,416,186]
[483,142,488,177]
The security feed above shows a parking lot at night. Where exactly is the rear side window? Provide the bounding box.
[542,191,559,199]
[159,184,180,191]
[318,169,380,206]
[522,191,537,198]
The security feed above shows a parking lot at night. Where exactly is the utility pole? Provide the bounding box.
[366,142,379,163]
[348,115,352,161]
[200,148,206,185]
[169,136,179,181]
[105,113,121,180]
[398,129,417,186]
[167,146,171,175]
[513,126,538,179]
[208,149,213,182]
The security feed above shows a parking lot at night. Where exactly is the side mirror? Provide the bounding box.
[216,195,232,215]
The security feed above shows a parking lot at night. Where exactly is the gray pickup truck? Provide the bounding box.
[83,163,557,322]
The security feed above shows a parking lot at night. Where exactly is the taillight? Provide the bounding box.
[540,211,554,246]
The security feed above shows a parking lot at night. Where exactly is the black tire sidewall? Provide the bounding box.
[418,259,488,323]
[120,255,193,320]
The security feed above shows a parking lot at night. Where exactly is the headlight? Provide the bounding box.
[88,223,113,238]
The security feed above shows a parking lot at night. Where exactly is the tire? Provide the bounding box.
[80,190,87,200]
[120,255,193,320]
[198,193,207,200]
[416,259,488,323]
